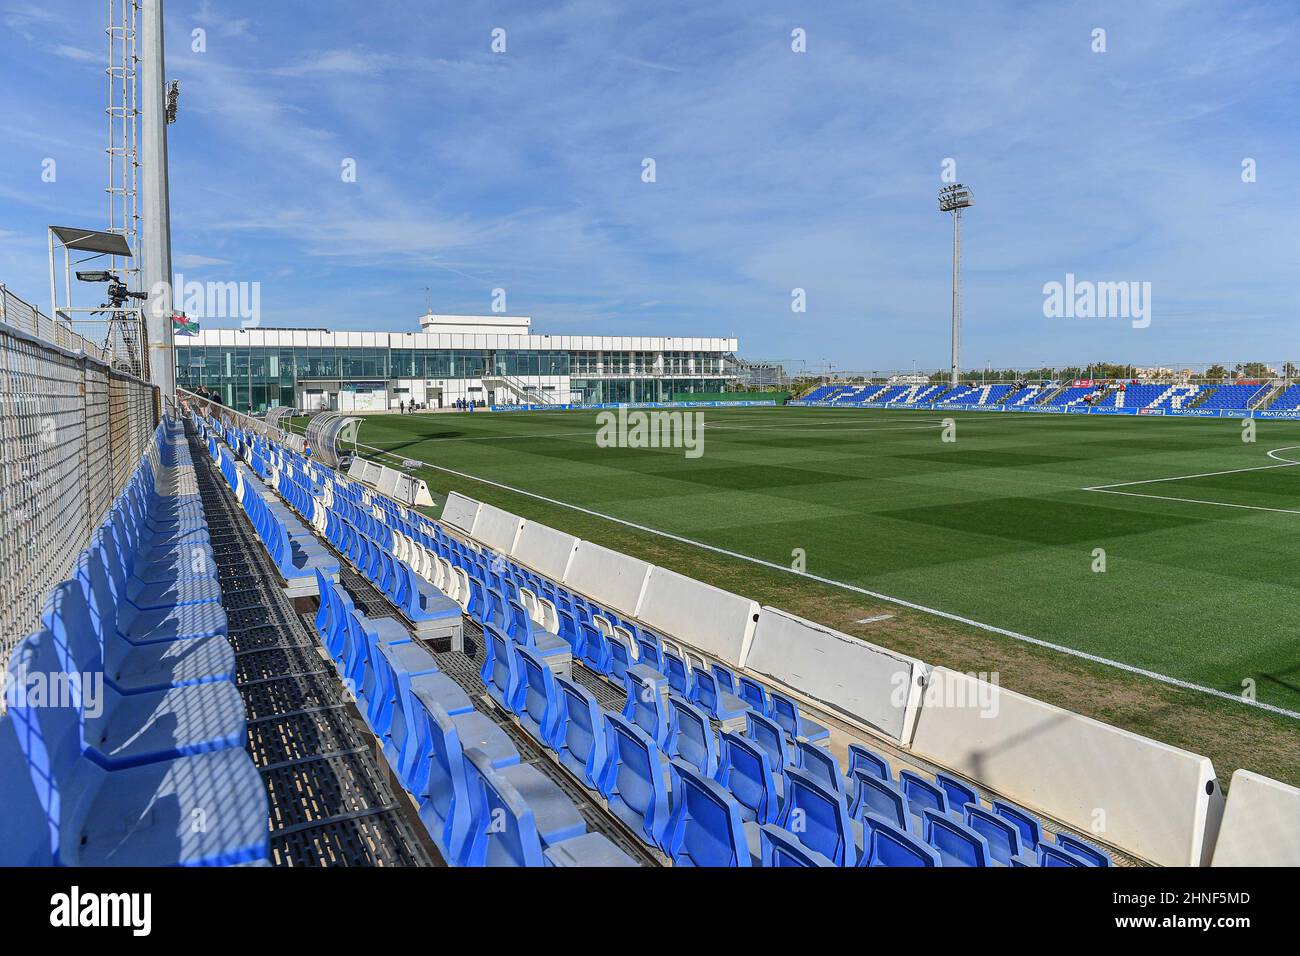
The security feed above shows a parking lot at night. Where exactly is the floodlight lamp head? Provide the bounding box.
[938,183,974,212]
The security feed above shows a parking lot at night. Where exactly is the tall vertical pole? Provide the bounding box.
[140,0,174,399]
[950,209,962,386]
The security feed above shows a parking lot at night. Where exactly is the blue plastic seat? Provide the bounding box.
[664,694,719,777]
[1038,843,1086,866]
[661,650,694,698]
[622,667,671,749]
[689,667,749,723]
[795,739,843,795]
[935,771,979,814]
[861,817,941,867]
[1054,832,1113,867]
[395,671,474,791]
[849,770,910,832]
[551,676,607,788]
[965,805,1036,867]
[663,759,754,866]
[459,748,586,866]
[606,631,634,683]
[922,808,991,867]
[992,798,1043,855]
[775,766,859,866]
[597,713,671,848]
[0,637,267,866]
[759,822,836,867]
[79,550,228,646]
[31,628,245,770]
[578,622,610,674]
[480,625,524,711]
[745,709,792,772]
[406,694,476,865]
[45,579,234,694]
[736,674,771,716]
[769,690,829,745]
[712,663,738,694]
[846,743,892,787]
[715,731,783,825]
[514,645,563,744]
[899,768,953,824]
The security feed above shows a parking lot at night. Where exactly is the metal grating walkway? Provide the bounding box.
[189,425,432,866]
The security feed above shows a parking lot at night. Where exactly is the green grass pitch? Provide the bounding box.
[354,405,1300,716]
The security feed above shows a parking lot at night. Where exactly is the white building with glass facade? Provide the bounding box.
[176,313,739,414]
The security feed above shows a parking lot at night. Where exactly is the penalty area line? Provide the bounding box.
[394,453,1300,721]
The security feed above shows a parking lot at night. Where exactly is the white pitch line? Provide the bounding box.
[375,450,1300,721]
[1087,488,1300,516]
[1082,445,1300,514]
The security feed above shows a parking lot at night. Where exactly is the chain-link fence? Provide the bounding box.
[0,286,159,673]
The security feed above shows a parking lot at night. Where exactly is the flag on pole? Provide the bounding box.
[171,312,199,336]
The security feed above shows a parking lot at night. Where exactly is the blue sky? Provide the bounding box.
[3,0,1299,371]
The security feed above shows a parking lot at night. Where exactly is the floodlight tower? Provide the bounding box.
[938,183,974,386]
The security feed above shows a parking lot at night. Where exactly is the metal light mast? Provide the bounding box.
[938,183,974,387]
[140,0,175,399]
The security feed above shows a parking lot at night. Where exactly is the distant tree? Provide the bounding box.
[1204,364,1227,382]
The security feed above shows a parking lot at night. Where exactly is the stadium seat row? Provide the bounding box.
[0,417,268,866]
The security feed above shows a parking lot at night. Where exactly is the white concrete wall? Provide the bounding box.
[1211,770,1300,866]
[470,502,525,555]
[563,541,651,618]
[512,520,580,583]
[743,607,924,742]
[909,668,1224,867]
[635,566,759,668]
[441,491,481,534]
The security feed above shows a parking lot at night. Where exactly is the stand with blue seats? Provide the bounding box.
[0,416,268,866]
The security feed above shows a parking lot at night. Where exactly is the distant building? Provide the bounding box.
[177,313,738,413]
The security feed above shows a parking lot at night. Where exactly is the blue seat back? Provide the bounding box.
[480,625,523,710]
[665,694,718,777]
[621,669,669,747]
[864,818,941,867]
[922,809,990,867]
[578,622,609,673]
[715,731,781,825]
[745,710,790,772]
[776,766,856,866]
[553,676,605,786]
[712,663,737,694]
[847,743,891,783]
[0,633,74,864]
[460,748,546,867]
[514,645,560,741]
[663,759,750,867]
[936,771,978,814]
[899,769,950,820]
[597,713,669,847]
[759,823,835,867]
[849,771,908,830]
[965,805,1025,866]
[992,799,1041,851]
[796,740,843,795]
[737,675,769,715]
[662,650,691,697]
[408,692,473,864]
[1054,833,1112,867]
